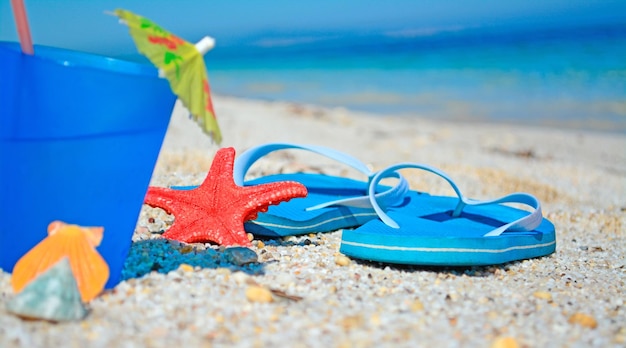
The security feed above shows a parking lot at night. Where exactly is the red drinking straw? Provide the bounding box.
[10,0,34,55]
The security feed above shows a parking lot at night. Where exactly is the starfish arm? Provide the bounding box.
[144,186,189,214]
[239,181,308,219]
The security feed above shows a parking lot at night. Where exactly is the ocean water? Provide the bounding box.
[203,22,626,133]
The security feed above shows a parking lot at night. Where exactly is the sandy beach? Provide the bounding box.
[1,95,624,347]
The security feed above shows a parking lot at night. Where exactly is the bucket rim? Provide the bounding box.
[0,41,158,77]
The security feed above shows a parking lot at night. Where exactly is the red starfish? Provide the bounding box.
[144,147,308,246]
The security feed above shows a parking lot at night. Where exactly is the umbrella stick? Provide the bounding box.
[10,0,34,55]
[158,36,214,78]
[195,36,215,55]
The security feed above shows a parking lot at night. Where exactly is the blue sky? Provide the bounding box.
[1,0,625,55]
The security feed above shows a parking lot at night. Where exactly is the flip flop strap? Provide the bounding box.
[233,143,409,210]
[306,170,408,210]
[368,163,543,237]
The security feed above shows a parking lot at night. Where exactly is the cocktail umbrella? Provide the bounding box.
[114,9,222,144]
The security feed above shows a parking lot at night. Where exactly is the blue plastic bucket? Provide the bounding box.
[0,42,176,288]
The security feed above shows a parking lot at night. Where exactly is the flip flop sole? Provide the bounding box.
[340,196,556,266]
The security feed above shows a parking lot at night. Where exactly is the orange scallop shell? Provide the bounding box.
[11,221,110,302]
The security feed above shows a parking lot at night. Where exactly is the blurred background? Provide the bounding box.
[2,0,625,132]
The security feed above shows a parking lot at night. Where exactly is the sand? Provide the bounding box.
[1,96,624,347]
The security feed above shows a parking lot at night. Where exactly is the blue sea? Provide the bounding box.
[152,22,626,132]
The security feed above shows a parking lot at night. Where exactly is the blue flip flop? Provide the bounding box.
[234,143,411,237]
[174,143,410,237]
[340,163,556,266]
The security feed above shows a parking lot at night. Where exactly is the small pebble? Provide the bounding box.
[533,291,552,301]
[178,264,194,273]
[335,255,351,266]
[568,312,598,329]
[224,247,258,266]
[231,272,250,285]
[216,268,232,276]
[410,299,424,312]
[179,245,194,254]
[245,285,274,303]
[340,315,364,331]
[491,336,519,348]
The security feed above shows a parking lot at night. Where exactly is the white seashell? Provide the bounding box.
[6,258,88,322]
